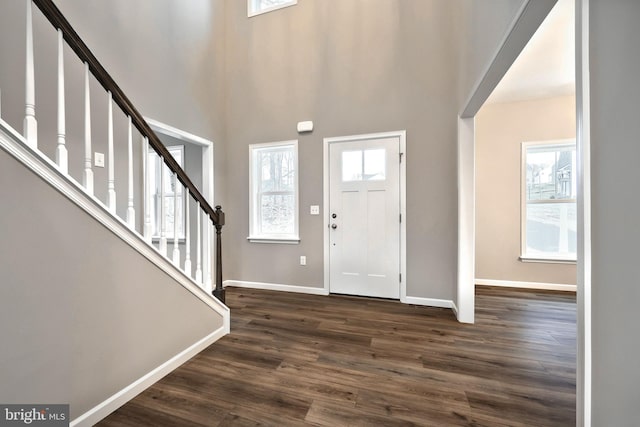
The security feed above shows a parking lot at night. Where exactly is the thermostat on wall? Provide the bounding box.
[297,121,313,133]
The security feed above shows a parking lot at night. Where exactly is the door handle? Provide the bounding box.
[331,223,338,229]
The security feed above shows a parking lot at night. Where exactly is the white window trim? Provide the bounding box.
[521,139,577,262]
[248,0,297,18]
[519,256,577,264]
[248,140,300,244]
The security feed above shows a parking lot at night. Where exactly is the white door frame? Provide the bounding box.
[456,0,561,320]
[575,1,591,424]
[145,118,216,292]
[323,130,407,300]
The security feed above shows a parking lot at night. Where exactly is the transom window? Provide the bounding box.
[248,0,297,17]
[248,141,299,243]
[521,140,577,262]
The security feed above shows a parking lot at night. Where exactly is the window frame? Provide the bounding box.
[248,0,297,17]
[520,139,577,263]
[148,145,186,241]
[248,140,300,244]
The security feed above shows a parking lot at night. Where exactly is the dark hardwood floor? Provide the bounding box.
[98,286,576,426]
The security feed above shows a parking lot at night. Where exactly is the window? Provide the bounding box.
[249,141,299,243]
[148,146,185,239]
[248,0,297,17]
[522,140,577,261]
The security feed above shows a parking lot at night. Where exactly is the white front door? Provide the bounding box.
[328,135,401,299]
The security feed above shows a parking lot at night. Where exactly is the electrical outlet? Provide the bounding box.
[300,256,306,266]
[310,205,320,215]
[94,152,105,168]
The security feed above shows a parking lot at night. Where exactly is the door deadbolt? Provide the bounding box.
[332,213,337,219]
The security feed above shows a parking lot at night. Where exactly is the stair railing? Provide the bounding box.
[16,0,226,302]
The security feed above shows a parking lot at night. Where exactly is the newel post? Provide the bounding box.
[212,205,225,303]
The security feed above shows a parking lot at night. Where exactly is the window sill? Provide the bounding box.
[519,256,577,265]
[247,236,300,244]
[248,0,297,18]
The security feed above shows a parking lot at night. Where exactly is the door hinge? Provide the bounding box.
[399,273,402,283]
[399,152,404,163]
[399,213,402,223]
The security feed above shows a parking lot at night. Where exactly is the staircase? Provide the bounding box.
[0,1,229,425]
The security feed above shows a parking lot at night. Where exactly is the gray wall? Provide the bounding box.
[590,0,640,423]
[0,0,226,219]
[223,0,460,299]
[0,0,533,304]
[454,0,528,108]
[52,0,227,150]
[0,146,223,419]
[476,95,576,285]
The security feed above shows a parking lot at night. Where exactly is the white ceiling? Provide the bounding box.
[486,0,575,104]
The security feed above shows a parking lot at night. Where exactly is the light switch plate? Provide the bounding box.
[310,205,320,215]
[94,152,105,168]
[300,256,307,266]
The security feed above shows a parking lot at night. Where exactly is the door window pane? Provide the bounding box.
[364,149,386,181]
[342,151,363,181]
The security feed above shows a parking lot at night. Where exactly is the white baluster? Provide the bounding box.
[24,0,37,148]
[159,158,167,256]
[107,91,116,213]
[83,62,93,195]
[55,29,68,173]
[195,204,202,283]
[205,219,213,293]
[184,195,192,277]
[142,136,152,242]
[126,117,135,228]
[172,174,180,266]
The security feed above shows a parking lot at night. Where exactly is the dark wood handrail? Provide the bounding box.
[31,0,225,302]
[32,0,220,226]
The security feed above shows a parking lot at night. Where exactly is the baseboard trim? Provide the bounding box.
[402,296,455,309]
[226,280,458,309]
[475,278,577,292]
[451,300,460,318]
[70,326,227,427]
[224,280,329,296]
